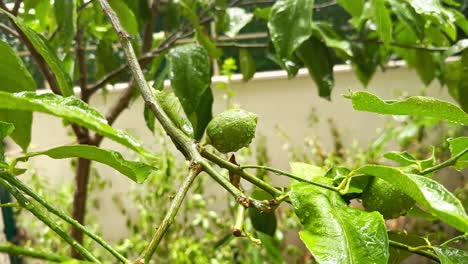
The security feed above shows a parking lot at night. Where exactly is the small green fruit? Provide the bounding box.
[206,108,257,153]
[361,177,415,219]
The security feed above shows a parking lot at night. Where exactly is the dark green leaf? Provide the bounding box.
[290,162,388,263]
[371,0,392,45]
[257,232,285,264]
[0,40,36,151]
[357,165,468,232]
[188,88,213,140]
[346,91,468,126]
[337,0,364,17]
[224,7,253,38]
[248,188,277,236]
[268,0,314,61]
[239,48,256,81]
[96,37,119,81]
[312,22,352,58]
[107,0,138,35]
[389,0,424,39]
[296,37,334,99]
[434,246,468,264]
[447,137,468,170]
[143,106,155,133]
[18,145,155,183]
[167,44,212,139]
[457,50,468,113]
[414,50,436,86]
[350,43,381,86]
[1,10,73,96]
[53,0,77,48]
[388,231,429,264]
[0,92,152,157]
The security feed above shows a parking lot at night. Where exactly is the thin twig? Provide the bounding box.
[215,42,267,48]
[199,148,283,197]
[0,175,100,263]
[0,22,18,37]
[240,164,339,193]
[440,233,468,246]
[0,172,128,262]
[136,165,202,263]
[0,243,72,262]
[389,240,440,262]
[420,148,468,175]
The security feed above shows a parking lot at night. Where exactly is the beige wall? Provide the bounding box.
[4,64,453,242]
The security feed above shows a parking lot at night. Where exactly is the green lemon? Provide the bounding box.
[361,177,415,219]
[206,108,257,153]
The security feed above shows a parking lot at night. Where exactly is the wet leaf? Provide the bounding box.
[224,7,253,38]
[0,91,152,158]
[346,91,468,126]
[18,145,156,183]
[290,162,388,263]
[268,0,314,61]
[357,165,468,232]
[433,246,468,264]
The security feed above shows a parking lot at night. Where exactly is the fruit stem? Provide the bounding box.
[420,147,468,175]
[240,165,339,193]
[389,240,439,262]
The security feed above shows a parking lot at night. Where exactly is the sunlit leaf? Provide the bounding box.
[224,7,253,38]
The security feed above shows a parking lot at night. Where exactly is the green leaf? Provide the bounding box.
[444,39,468,58]
[297,37,334,99]
[254,7,271,20]
[346,91,468,126]
[414,50,436,86]
[268,0,314,61]
[384,151,434,171]
[357,165,468,232]
[188,88,213,140]
[167,44,212,139]
[389,0,424,39]
[1,10,73,97]
[290,164,388,263]
[447,137,468,170]
[107,0,139,36]
[350,43,382,86]
[312,22,352,58]
[0,121,14,162]
[18,145,155,183]
[53,0,77,48]
[0,40,36,151]
[155,90,194,137]
[257,232,285,264]
[239,48,256,81]
[337,0,364,17]
[224,7,253,38]
[433,246,468,264]
[0,92,152,158]
[388,231,429,264]
[457,50,468,113]
[248,188,277,236]
[143,106,156,133]
[96,37,119,81]
[371,0,392,45]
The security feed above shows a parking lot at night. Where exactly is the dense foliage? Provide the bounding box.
[0,0,467,263]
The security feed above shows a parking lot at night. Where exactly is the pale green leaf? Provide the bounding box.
[224,7,253,38]
[337,0,364,17]
[346,91,468,126]
[447,137,468,170]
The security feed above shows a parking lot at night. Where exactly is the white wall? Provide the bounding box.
[4,64,453,242]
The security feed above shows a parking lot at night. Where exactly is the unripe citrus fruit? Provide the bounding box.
[206,108,257,153]
[361,177,415,219]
